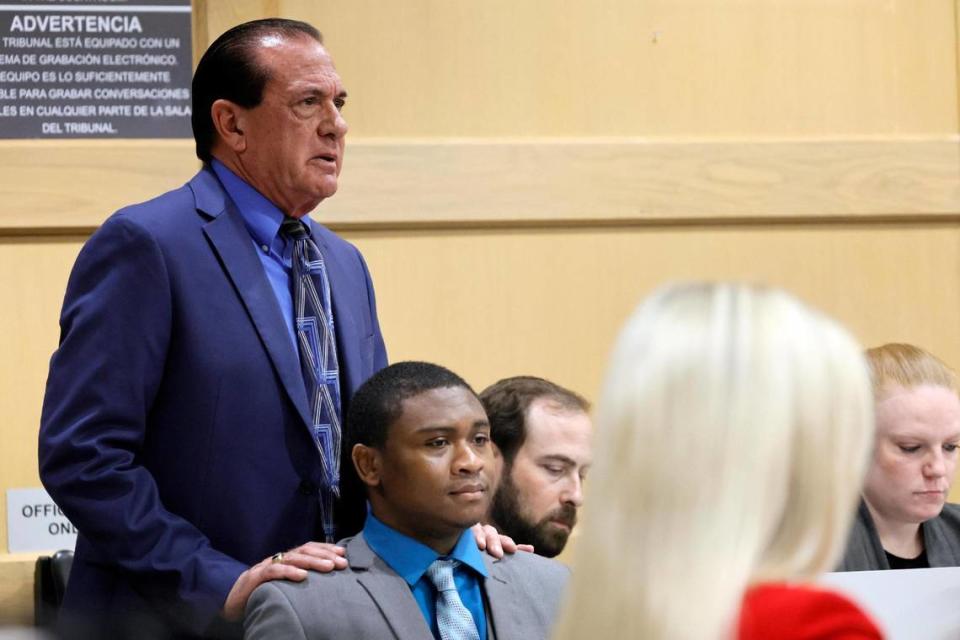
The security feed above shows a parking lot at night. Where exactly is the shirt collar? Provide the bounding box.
[210,159,314,249]
[363,509,488,587]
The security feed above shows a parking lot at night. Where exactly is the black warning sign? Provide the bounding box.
[0,0,192,138]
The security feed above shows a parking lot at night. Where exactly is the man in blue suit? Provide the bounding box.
[39,19,387,638]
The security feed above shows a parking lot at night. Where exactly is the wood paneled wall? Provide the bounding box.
[1,0,959,624]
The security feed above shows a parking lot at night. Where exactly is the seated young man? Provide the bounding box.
[244,361,569,640]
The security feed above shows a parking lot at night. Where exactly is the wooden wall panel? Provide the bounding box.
[2,139,958,232]
[353,223,960,401]
[288,0,957,137]
[328,139,960,225]
[5,0,959,231]
[0,141,198,232]
[0,238,82,562]
[200,0,278,49]
[0,554,37,627]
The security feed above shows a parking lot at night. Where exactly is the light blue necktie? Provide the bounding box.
[281,217,342,542]
[426,559,480,640]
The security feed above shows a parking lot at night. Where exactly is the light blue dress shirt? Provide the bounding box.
[363,511,489,640]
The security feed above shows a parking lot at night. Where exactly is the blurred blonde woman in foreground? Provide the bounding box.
[553,283,882,640]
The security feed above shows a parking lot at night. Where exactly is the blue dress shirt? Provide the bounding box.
[363,511,489,640]
[211,160,313,355]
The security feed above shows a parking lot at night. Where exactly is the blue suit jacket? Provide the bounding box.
[38,167,388,636]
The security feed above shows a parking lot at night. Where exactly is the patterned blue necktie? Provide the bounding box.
[425,559,480,640]
[280,217,343,542]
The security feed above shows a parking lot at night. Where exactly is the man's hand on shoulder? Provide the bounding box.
[470,523,535,558]
[222,542,348,620]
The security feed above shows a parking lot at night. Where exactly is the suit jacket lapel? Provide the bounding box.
[194,169,314,432]
[484,590,499,640]
[349,535,434,640]
[483,555,535,639]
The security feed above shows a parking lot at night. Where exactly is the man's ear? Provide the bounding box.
[352,443,382,488]
[210,99,247,154]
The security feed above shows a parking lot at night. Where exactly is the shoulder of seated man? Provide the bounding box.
[255,538,571,593]
[483,548,571,579]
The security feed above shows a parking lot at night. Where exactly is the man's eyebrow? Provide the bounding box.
[412,420,490,433]
[414,425,457,434]
[538,454,576,466]
[295,86,348,99]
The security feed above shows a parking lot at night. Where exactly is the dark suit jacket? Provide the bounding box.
[838,500,960,571]
[38,166,388,637]
[244,534,569,640]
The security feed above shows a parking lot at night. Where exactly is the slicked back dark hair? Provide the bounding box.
[479,376,590,466]
[346,361,477,450]
[191,18,322,163]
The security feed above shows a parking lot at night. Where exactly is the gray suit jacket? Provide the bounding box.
[244,533,569,640]
[838,500,960,571]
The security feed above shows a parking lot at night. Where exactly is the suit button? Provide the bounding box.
[298,480,317,496]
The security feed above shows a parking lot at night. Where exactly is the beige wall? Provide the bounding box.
[362,221,960,392]
[307,0,958,137]
[2,0,960,624]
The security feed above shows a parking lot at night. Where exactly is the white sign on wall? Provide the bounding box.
[6,487,77,553]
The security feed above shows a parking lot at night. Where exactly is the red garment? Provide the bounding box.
[738,583,883,639]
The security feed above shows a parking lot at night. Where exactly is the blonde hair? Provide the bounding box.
[553,283,874,640]
[865,343,959,399]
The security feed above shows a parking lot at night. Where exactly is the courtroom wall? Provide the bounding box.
[1,0,959,624]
